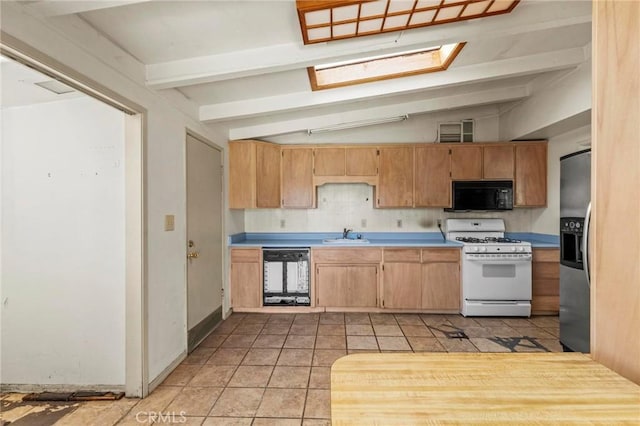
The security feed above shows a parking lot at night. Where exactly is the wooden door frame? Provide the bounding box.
[1,34,148,398]
[184,130,225,352]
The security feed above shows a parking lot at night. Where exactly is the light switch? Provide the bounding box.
[164,215,175,231]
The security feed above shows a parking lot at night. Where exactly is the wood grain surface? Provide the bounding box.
[331,353,640,425]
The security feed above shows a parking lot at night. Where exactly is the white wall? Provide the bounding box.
[1,97,125,386]
[0,3,241,385]
[530,124,591,235]
[267,105,501,144]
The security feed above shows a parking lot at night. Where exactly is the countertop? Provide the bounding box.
[228,232,560,248]
[331,352,640,425]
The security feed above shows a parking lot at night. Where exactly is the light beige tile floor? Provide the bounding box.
[1,312,560,425]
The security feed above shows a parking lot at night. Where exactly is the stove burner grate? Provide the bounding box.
[455,237,523,244]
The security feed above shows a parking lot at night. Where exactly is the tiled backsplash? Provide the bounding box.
[244,183,536,233]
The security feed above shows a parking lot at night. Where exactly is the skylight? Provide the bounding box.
[296,0,520,45]
[308,42,465,90]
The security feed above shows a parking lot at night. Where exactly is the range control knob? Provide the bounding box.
[511,247,517,252]
[471,247,478,252]
[480,247,487,252]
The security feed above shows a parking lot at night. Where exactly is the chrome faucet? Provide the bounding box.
[342,228,352,239]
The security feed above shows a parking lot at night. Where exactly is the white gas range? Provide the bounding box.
[446,218,532,317]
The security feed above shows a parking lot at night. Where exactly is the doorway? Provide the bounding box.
[1,40,146,397]
[186,132,224,351]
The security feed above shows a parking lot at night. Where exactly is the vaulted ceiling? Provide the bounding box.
[6,0,592,140]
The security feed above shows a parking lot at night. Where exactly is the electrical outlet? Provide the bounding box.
[280,219,286,228]
[361,218,367,228]
[396,219,403,228]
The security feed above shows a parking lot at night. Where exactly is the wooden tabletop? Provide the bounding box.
[331,352,640,425]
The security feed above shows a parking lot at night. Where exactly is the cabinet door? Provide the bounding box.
[515,143,547,206]
[415,145,451,207]
[532,248,560,313]
[316,265,378,307]
[382,263,421,309]
[450,145,482,180]
[377,146,413,207]
[256,143,281,208]
[231,262,261,309]
[229,141,256,208]
[314,147,345,176]
[483,145,514,179]
[346,147,378,176]
[282,148,314,208]
[421,262,460,310]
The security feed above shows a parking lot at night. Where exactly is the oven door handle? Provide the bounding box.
[465,257,532,263]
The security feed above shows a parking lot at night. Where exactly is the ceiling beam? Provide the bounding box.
[227,84,529,140]
[499,61,591,140]
[146,1,591,89]
[25,0,152,17]
[200,46,587,122]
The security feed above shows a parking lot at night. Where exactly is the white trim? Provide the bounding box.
[148,351,187,393]
[1,384,126,393]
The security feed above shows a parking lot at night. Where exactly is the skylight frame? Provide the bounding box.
[308,42,465,91]
[296,0,521,45]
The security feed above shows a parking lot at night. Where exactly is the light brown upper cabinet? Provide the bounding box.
[377,146,414,208]
[450,145,482,180]
[314,147,345,176]
[483,144,515,179]
[229,140,280,209]
[515,142,547,207]
[282,147,314,208]
[415,145,451,207]
[313,146,378,187]
[346,147,378,176]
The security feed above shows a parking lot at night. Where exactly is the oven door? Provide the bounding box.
[463,256,532,300]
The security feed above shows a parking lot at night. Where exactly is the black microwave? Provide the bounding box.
[446,181,513,212]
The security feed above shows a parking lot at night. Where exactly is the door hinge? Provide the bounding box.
[377,149,380,155]
[382,265,384,271]
[449,149,452,154]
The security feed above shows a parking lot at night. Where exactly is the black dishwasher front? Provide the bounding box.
[262,248,310,306]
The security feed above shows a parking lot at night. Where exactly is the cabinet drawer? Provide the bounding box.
[384,248,421,263]
[533,262,560,280]
[532,248,560,262]
[421,249,460,263]
[313,248,382,263]
[231,248,261,263]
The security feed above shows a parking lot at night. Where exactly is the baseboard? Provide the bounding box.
[0,383,125,394]
[188,306,222,353]
[148,350,187,393]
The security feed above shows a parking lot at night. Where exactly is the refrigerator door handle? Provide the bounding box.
[583,202,592,287]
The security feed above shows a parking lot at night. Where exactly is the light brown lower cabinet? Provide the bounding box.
[313,248,381,308]
[382,248,460,311]
[382,262,422,309]
[531,248,560,314]
[230,248,262,309]
[421,262,460,310]
[315,265,378,308]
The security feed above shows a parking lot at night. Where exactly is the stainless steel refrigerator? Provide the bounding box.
[559,149,591,352]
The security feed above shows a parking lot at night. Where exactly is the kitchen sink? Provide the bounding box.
[322,238,370,244]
